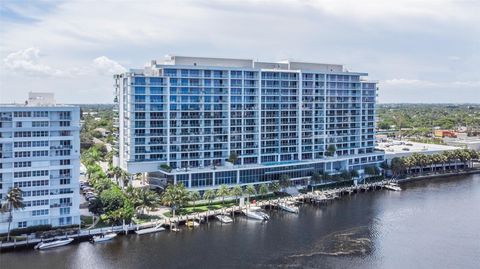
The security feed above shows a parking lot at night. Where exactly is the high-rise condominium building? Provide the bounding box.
[115,56,384,190]
[0,93,80,232]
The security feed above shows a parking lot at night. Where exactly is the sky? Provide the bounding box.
[0,0,479,104]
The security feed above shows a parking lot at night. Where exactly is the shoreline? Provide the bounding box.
[397,169,480,184]
[2,170,479,253]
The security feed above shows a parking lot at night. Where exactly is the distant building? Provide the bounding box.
[0,93,81,232]
[377,140,464,173]
[114,55,384,190]
[93,127,110,137]
[378,140,460,163]
[444,137,480,151]
[434,130,457,138]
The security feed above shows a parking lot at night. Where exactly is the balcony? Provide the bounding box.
[50,202,73,208]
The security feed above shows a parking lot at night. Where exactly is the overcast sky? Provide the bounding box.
[0,0,479,104]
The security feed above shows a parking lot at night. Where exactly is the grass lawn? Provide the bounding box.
[80,215,95,228]
[133,214,162,224]
[163,202,237,218]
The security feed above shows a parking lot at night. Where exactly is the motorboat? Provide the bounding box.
[216,214,233,224]
[186,220,200,228]
[171,227,181,232]
[92,232,117,243]
[278,201,299,213]
[34,238,74,250]
[384,182,402,191]
[242,206,270,221]
[135,224,166,235]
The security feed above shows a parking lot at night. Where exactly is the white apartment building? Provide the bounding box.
[115,56,384,190]
[0,93,81,232]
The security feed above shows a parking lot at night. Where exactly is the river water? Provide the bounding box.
[2,174,480,269]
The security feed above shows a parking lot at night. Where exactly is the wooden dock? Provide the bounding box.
[0,180,396,252]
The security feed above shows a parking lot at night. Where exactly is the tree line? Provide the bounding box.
[387,149,479,177]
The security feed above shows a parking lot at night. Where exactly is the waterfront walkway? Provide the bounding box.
[7,169,480,252]
[0,179,396,252]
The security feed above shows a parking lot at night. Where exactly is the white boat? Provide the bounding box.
[135,224,166,235]
[186,220,200,228]
[92,232,117,243]
[216,214,233,223]
[384,183,402,191]
[171,227,181,232]
[34,238,74,250]
[278,201,299,213]
[242,206,269,221]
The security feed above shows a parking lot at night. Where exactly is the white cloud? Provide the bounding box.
[92,56,126,75]
[0,1,479,103]
[3,47,66,77]
[448,56,461,61]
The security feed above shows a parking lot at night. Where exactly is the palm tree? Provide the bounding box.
[437,153,448,173]
[189,191,201,212]
[310,172,321,192]
[258,184,269,199]
[136,188,160,214]
[442,151,454,171]
[228,151,239,165]
[203,189,216,209]
[244,185,256,203]
[106,166,123,184]
[231,185,243,205]
[424,155,433,174]
[161,183,190,218]
[1,187,25,242]
[279,174,291,192]
[269,181,281,204]
[326,144,337,157]
[269,181,280,193]
[364,166,376,177]
[216,185,230,205]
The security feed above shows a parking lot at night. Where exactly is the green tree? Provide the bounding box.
[216,185,230,205]
[203,189,216,209]
[136,188,161,214]
[258,184,269,199]
[269,181,280,193]
[326,144,337,157]
[364,166,377,177]
[230,185,243,205]
[161,183,190,217]
[189,191,201,212]
[310,172,322,192]
[279,174,291,191]
[244,185,257,203]
[88,197,104,215]
[390,157,404,177]
[0,187,25,241]
[228,152,239,165]
[340,170,352,180]
[100,186,126,213]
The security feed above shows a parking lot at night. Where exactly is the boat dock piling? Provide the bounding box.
[0,180,397,252]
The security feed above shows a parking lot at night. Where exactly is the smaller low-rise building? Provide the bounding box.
[377,140,460,163]
[377,140,466,174]
[444,137,480,151]
[434,130,457,138]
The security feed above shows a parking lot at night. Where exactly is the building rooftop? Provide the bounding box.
[0,92,76,108]
[146,55,368,74]
[377,140,459,159]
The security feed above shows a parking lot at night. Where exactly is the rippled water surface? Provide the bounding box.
[2,174,480,269]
